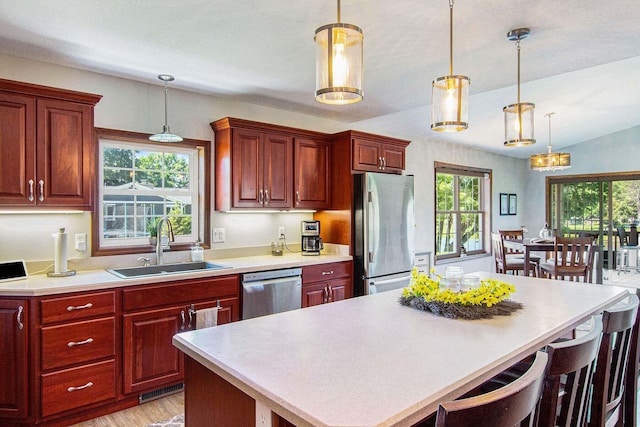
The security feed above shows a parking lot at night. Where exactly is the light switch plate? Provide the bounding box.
[212,228,226,243]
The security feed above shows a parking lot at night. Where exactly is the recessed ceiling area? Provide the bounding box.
[1,0,638,158]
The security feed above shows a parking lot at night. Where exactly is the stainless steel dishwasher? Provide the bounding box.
[242,268,302,320]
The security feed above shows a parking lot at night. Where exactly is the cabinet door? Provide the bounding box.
[231,129,263,208]
[123,306,184,394]
[294,138,331,209]
[381,144,405,173]
[352,138,382,172]
[328,277,352,303]
[0,93,35,205]
[0,299,29,419]
[36,98,93,207]
[302,282,327,308]
[262,133,292,208]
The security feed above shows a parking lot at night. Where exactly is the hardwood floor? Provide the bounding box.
[70,392,183,427]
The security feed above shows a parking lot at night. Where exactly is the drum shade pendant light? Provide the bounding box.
[149,74,182,143]
[530,112,571,171]
[314,0,364,105]
[431,0,470,132]
[503,28,535,147]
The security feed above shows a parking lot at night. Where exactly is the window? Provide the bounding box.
[93,128,210,255]
[435,162,491,261]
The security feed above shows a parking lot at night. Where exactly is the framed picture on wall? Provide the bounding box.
[500,193,509,215]
[509,194,517,215]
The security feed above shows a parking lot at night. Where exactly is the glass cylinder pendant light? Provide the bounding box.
[530,112,571,171]
[431,0,470,132]
[314,0,364,105]
[504,28,535,147]
[150,74,183,143]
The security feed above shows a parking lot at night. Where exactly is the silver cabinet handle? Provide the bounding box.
[67,303,93,312]
[321,270,334,276]
[322,288,328,304]
[67,338,94,347]
[17,306,24,330]
[264,189,270,204]
[378,157,383,169]
[67,382,93,392]
[28,179,34,202]
[187,304,195,329]
[328,285,333,302]
[180,310,186,330]
[296,190,300,206]
[258,189,264,204]
[38,179,44,202]
[381,157,386,170]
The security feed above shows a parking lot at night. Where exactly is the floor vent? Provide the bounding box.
[139,383,184,404]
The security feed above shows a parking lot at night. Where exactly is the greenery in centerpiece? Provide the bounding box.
[399,268,523,320]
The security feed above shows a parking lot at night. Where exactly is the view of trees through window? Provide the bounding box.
[100,142,197,245]
[435,164,490,260]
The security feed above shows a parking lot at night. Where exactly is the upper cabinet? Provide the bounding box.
[0,78,102,209]
[347,131,409,174]
[211,118,330,211]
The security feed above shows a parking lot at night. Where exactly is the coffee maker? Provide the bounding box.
[301,220,323,256]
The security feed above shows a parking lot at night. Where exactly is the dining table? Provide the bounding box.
[172,271,627,426]
[503,238,603,283]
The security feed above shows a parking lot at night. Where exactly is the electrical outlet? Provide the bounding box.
[75,233,87,251]
[278,226,285,238]
[212,228,226,243]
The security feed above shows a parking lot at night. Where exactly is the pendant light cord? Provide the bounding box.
[337,0,341,22]
[449,0,454,76]
[163,82,169,130]
[545,112,554,153]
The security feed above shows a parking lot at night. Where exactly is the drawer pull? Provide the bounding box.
[321,270,334,276]
[67,338,94,347]
[67,303,93,312]
[17,305,24,330]
[67,382,93,392]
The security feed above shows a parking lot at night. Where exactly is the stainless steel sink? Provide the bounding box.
[106,261,231,279]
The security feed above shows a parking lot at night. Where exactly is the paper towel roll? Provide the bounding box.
[53,228,67,274]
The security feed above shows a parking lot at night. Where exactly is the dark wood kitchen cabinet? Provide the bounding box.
[0,299,29,419]
[301,261,353,307]
[349,132,408,174]
[294,137,331,209]
[211,118,293,210]
[0,78,101,209]
[122,275,240,394]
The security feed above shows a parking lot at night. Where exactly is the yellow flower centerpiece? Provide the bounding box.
[399,268,523,319]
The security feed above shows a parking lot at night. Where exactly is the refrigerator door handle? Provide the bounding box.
[368,190,377,266]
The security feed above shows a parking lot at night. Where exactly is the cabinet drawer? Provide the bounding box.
[41,359,115,418]
[41,317,115,371]
[302,262,351,283]
[41,291,115,324]
[122,275,239,312]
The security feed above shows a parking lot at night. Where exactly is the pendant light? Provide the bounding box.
[149,74,183,143]
[530,112,571,171]
[431,0,470,132]
[314,0,364,105]
[503,28,535,147]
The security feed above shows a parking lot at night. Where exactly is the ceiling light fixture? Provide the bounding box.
[503,28,535,147]
[431,0,469,132]
[149,74,183,143]
[530,112,571,172]
[314,0,363,105]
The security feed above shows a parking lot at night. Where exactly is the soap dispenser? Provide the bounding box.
[190,241,204,262]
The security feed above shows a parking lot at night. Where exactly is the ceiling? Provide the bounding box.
[1,0,639,159]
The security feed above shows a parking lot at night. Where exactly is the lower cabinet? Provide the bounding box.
[302,261,353,307]
[122,275,240,394]
[0,299,29,419]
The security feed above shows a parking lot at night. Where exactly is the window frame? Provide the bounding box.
[434,162,492,262]
[92,128,211,256]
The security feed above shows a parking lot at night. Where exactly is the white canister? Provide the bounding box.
[190,242,204,262]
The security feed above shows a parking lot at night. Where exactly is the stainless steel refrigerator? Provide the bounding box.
[353,173,415,296]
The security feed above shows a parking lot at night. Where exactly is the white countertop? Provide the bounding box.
[172,272,629,427]
[0,253,352,296]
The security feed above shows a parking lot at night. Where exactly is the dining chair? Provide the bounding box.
[589,292,639,427]
[492,232,538,277]
[434,350,548,427]
[616,226,640,274]
[624,288,640,427]
[537,316,603,427]
[499,229,542,266]
[539,236,594,282]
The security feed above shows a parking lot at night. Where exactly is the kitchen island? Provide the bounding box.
[173,271,629,427]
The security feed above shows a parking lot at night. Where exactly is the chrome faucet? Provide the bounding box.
[155,216,175,265]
